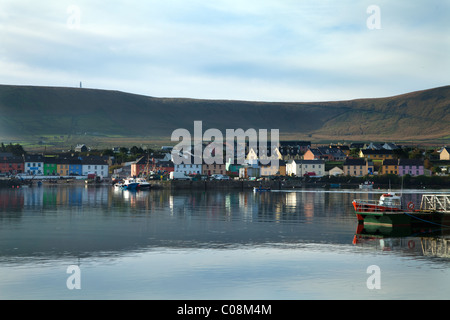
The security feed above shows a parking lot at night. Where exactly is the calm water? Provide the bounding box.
[0,185,449,300]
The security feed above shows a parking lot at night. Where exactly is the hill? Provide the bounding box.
[0,84,449,148]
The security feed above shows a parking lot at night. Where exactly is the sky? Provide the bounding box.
[0,0,448,102]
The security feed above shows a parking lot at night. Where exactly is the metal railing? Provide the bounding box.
[420,195,450,213]
[352,199,402,212]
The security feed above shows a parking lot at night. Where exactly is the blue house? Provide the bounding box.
[69,159,83,176]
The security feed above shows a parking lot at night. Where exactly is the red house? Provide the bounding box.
[0,155,24,175]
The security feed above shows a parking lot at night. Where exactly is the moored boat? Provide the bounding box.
[135,177,151,190]
[359,181,374,189]
[115,178,139,190]
[353,193,450,228]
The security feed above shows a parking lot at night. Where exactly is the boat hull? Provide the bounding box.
[356,210,446,228]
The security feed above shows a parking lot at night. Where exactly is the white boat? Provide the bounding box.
[114,177,151,190]
[116,178,139,190]
[359,181,374,189]
[135,177,151,190]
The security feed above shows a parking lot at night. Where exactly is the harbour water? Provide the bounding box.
[0,185,449,300]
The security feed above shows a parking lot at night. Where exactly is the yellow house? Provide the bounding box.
[359,149,394,161]
[57,160,70,176]
[260,160,286,176]
[343,158,374,176]
[379,159,399,175]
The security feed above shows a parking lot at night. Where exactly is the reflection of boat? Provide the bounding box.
[352,193,450,228]
[253,187,271,192]
[359,181,374,189]
[352,223,450,258]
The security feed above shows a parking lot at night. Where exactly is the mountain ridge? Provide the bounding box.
[0,84,449,146]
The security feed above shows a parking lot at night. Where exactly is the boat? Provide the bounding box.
[359,181,374,189]
[116,178,139,190]
[352,192,403,213]
[114,177,151,190]
[353,193,450,228]
[135,177,151,190]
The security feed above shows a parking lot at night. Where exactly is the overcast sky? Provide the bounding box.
[0,0,448,102]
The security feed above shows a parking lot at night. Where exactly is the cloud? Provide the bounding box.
[0,0,448,102]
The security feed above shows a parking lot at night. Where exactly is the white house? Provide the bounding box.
[81,157,109,178]
[173,162,202,175]
[24,155,44,176]
[286,160,325,177]
[328,166,344,176]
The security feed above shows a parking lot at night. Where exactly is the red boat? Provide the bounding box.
[352,192,404,216]
[353,193,450,228]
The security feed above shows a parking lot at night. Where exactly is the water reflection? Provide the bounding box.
[353,206,450,259]
[0,186,449,263]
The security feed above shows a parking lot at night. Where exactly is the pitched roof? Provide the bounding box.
[382,159,399,165]
[399,159,424,166]
[361,149,393,155]
[344,158,366,165]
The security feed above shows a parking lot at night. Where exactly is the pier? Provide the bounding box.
[420,194,450,213]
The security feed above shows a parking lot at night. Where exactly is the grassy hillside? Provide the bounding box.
[0,84,449,148]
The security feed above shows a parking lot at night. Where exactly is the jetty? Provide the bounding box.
[420,194,450,213]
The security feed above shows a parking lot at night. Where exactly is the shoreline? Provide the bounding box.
[1,177,449,191]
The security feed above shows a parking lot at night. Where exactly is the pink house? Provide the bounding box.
[398,159,424,176]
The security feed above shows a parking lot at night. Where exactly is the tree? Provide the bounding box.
[1,143,26,156]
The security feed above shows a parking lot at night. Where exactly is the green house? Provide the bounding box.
[44,156,58,176]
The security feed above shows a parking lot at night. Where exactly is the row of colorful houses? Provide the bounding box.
[0,153,109,178]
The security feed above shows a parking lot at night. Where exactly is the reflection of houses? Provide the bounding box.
[343,159,374,177]
[286,160,325,177]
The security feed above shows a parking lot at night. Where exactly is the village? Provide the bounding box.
[1,141,449,188]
